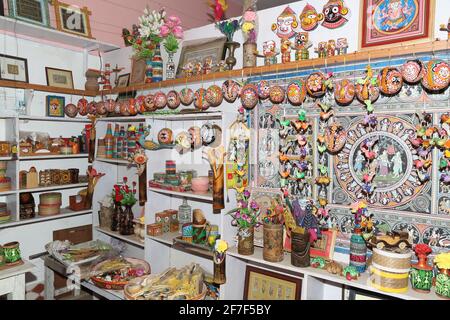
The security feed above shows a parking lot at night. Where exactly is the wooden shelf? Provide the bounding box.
[95,158,133,166]
[19,116,91,123]
[0,156,14,161]
[102,39,450,95]
[0,80,97,97]
[19,153,88,160]
[0,209,92,229]
[147,232,213,260]
[0,190,15,196]
[148,187,213,202]
[19,183,88,193]
[95,226,144,248]
[95,111,222,122]
[146,231,179,246]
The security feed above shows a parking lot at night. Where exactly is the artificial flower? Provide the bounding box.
[434,252,450,269]
[215,239,228,253]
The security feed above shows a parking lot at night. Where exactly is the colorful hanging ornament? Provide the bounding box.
[287,80,307,106]
[180,88,194,106]
[257,80,271,100]
[269,85,285,104]
[206,84,224,107]
[240,84,259,110]
[324,121,347,153]
[166,90,181,109]
[378,67,403,96]
[306,72,331,98]
[356,65,379,112]
[222,79,242,103]
[401,59,424,84]
[321,0,349,29]
[154,92,167,109]
[421,59,450,92]
[194,88,210,110]
[143,94,156,112]
[334,79,355,105]
[299,3,323,31]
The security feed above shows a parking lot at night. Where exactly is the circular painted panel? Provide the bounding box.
[373,0,419,34]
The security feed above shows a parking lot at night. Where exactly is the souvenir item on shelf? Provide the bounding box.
[336,37,348,55]
[434,253,450,299]
[215,17,241,70]
[165,160,176,175]
[179,88,194,106]
[114,178,137,236]
[19,193,35,220]
[321,0,349,29]
[271,6,298,63]
[192,208,206,227]
[315,41,327,58]
[287,80,307,105]
[64,103,78,118]
[166,90,181,110]
[203,57,213,75]
[311,257,327,269]
[175,132,191,154]
[254,40,279,66]
[143,94,156,112]
[205,146,226,213]
[0,202,11,224]
[182,223,193,242]
[2,242,22,266]
[378,67,403,96]
[133,217,146,243]
[294,32,312,61]
[241,0,258,68]
[291,230,310,268]
[240,84,259,110]
[95,100,107,116]
[349,231,367,273]
[334,79,355,105]
[342,266,359,281]
[188,126,202,150]
[0,142,11,157]
[152,44,163,83]
[178,198,192,233]
[401,59,424,84]
[410,244,433,293]
[200,123,218,147]
[85,69,101,91]
[134,95,146,114]
[147,223,163,237]
[326,40,336,57]
[194,88,210,111]
[38,192,62,216]
[299,3,323,31]
[421,59,450,92]
[161,15,184,80]
[192,223,207,245]
[262,200,285,262]
[440,17,450,39]
[306,72,328,98]
[269,85,286,104]
[191,177,210,194]
[157,128,174,145]
[257,80,271,100]
[205,85,223,107]
[222,80,241,103]
[77,98,88,116]
[213,240,228,284]
[325,261,343,275]
[0,161,11,192]
[154,92,167,109]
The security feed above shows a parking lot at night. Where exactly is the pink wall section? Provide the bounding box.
[45,0,242,47]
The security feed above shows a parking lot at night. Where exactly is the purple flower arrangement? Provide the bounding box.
[227,190,261,229]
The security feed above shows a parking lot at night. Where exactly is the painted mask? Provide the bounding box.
[322,0,349,29]
[300,3,324,31]
[294,32,310,49]
[271,6,298,39]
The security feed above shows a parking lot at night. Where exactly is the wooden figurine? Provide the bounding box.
[254,40,279,66]
[271,6,298,63]
[336,37,348,55]
[327,40,336,57]
[293,32,312,61]
[315,41,327,58]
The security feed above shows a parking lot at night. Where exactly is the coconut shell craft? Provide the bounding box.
[77,98,88,116]
[334,79,355,105]
[154,92,167,109]
[104,99,116,113]
[257,80,271,100]
[128,99,139,116]
[222,80,241,103]
[180,88,194,106]
[158,128,173,145]
[287,80,306,105]
[378,67,403,96]
[144,94,156,112]
[356,82,380,105]
[194,88,210,110]
[175,131,191,154]
[401,59,424,84]
[114,100,123,115]
[64,103,78,118]
[421,59,450,92]
[166,91,181,110]
[120,100,130,116]
[269,85,286,104]
[306,72,327,98]
[188,126,202,149]
[205,85,223,107]
[134,95,146,113]
[95,101,107,116]
[240,84,259,110]
[87,101,97,115]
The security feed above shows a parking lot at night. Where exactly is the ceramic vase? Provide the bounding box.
[291,230,310,268]
[243,42,257,68]
[237,227,254,255]
[410,251,433,293]
[263,223,284,262]
[349,231,367,273]
[166,52,176,80]
[111,201,121,231]
[224,41,240,71]
[152,44,163,83]
[435,268,450,299]
[119,205,135,236]
[144,59,153,84]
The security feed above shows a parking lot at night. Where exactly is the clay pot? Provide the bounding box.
[87,101,97,115]
[104,99,116,113]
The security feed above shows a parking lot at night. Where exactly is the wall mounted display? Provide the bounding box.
[116,73,130,88]
[176,37,226,78]
[321,0,350,29]
[360,0,434,50]
[243,266,301,300]
[310,229,337,260]
[0,54,29,83]
[45,67,74,89]
[8,0,51,27]
[51,0,93,38]
[46,95,65,117]
[130,57,146,85]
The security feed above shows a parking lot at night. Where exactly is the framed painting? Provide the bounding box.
[8,0,51,27]
[0,54,29,83]
[116,73,130,88]
[310,229,337,260]
[130,58,146,85]
[46,95,65,118]
[176,37,226,78]
[45,67,74,89]
[243,265,302,300]
[51,0,93,38]
[359,0,435,50]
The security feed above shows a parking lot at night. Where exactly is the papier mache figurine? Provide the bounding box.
[315,42,327,58]
[293,32,312,61]
[182,62,194,78]
[327,40,336,57]
[255,40,280,66]
[203,57,213,75]
[271,6,298,63]
[300,3,323,32]
[336,38,348,55]
[321,0,350,29]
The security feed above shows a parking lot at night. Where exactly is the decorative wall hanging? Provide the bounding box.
[8,0,51,27]
[306,72,331,98]
[206,84,223,107]
[254,41,279,66]
[51,0,94,38]
[287,80,307,106]
[269,85,285,104]
[0,54,29,83]
[355,65,380,111]
[401,59,424,84]
[271,6,298,63]
[360,0,434,50]
[299,3,323,31]
[334,79,355,105]
[222,79,241,103]
[378,67,403,96]
[180,88,194,106]
[421,59,450,92]
[240,84,259,110]
[321,0,349,29]
[194,88,210,110]
[257,80,271,100]
[154,92,167,109]
[166,90,181,109]
[46,95,65,118]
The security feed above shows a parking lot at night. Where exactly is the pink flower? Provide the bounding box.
[243,11,256,21]
[172,25,184,39]
[160,25,170,37]
[167,15,181,26]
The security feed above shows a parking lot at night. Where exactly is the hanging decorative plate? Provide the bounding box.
[334,79,355,105]
[77,98,88,116]
[87,101,97,115]
[127,98,138,116]
[306,72,327,98]
[157,128,174,145]
[257,80,271,100]
[144,94,156,112]
[166,90,181,110]
[287,80,306,105]
[194,88,210,110]
[222,80,241,103]
[378,67,403,96]
[104,99,116,113]
[355,82,380,104]
[421,59,450,92]
[180,88,194,106]
[175,131,192,154]
[120,100,130,116]
[240,84,259,110]
[201,123,216,146]
[64,103,78,118]
[269,85,286,104]
[95,101,107,116]
[134,95,146,113]
[401,59,424,84]
[114,100,123,115]
[205,85,223,107]
[154,92,167,109]
[188,126,202,149]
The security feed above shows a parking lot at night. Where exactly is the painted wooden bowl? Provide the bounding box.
[240,84,259,110]
[127,99,139,116]
[134,95,146,113]
[157,128,173,145]
[104,99,116,113]
[144,94,156,112]
[334,79,355,105]
[306,72,327,98]
[180,88,194,106]
[269,85,286,104]
[194,88,210,110]
[95,101,107,116]
[257,80,271,100]
[287,80,306,106]
[222,80,241,103]
[421,59,450,92]
[355,82,380,104]
[154,92,167,109]
[77,98,88,116]
[64,103,78,118]
[401,59,424,84]
[87,101,97,115]
[378,67,403,96]
[205,85,223,107]
[166,90,181,109]
[120,100,130,116]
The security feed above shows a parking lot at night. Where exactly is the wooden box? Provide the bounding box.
[155,211,172,233]
[147,223,163,236]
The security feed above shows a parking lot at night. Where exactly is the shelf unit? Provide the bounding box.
[19,154,88,160]
[95,226,144,248]
[0,80,97,97]
[0,209,92,229]
[148,187,213,202]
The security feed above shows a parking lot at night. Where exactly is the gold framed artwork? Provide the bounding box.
[50,0,94,38]
[243,266,302,300]
[45,67,74,89]
[0,54,29,83]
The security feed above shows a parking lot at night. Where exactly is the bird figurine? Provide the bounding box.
[417,170,431,183]
[208,0,228,22]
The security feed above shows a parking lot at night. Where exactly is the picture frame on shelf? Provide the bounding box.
[359,0,435,50]
[116,73,130,88]
[130,57,146,85]
[46,95,65,118]
[176,37,227,78]
[310,229,337,260]
[51,0,94,38]
[0,54,29,83]
[243,265,302,300]
[45,67,74,89]
[8,0,51,27]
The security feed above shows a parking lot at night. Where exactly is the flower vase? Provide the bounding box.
[263,223,284,262]
[111,201,122,231]
[237,227,254,255]
[166,52,176,80]
[291,230,310,267]
[152,44,163,83]
[224,41,240,71]
[435,268,450,299]
[349,231,367,273]
[144,59,153,84]
[213,252,226,285]
[410,252,433,293]
[119,205,135,235]
[243,41,257,68]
